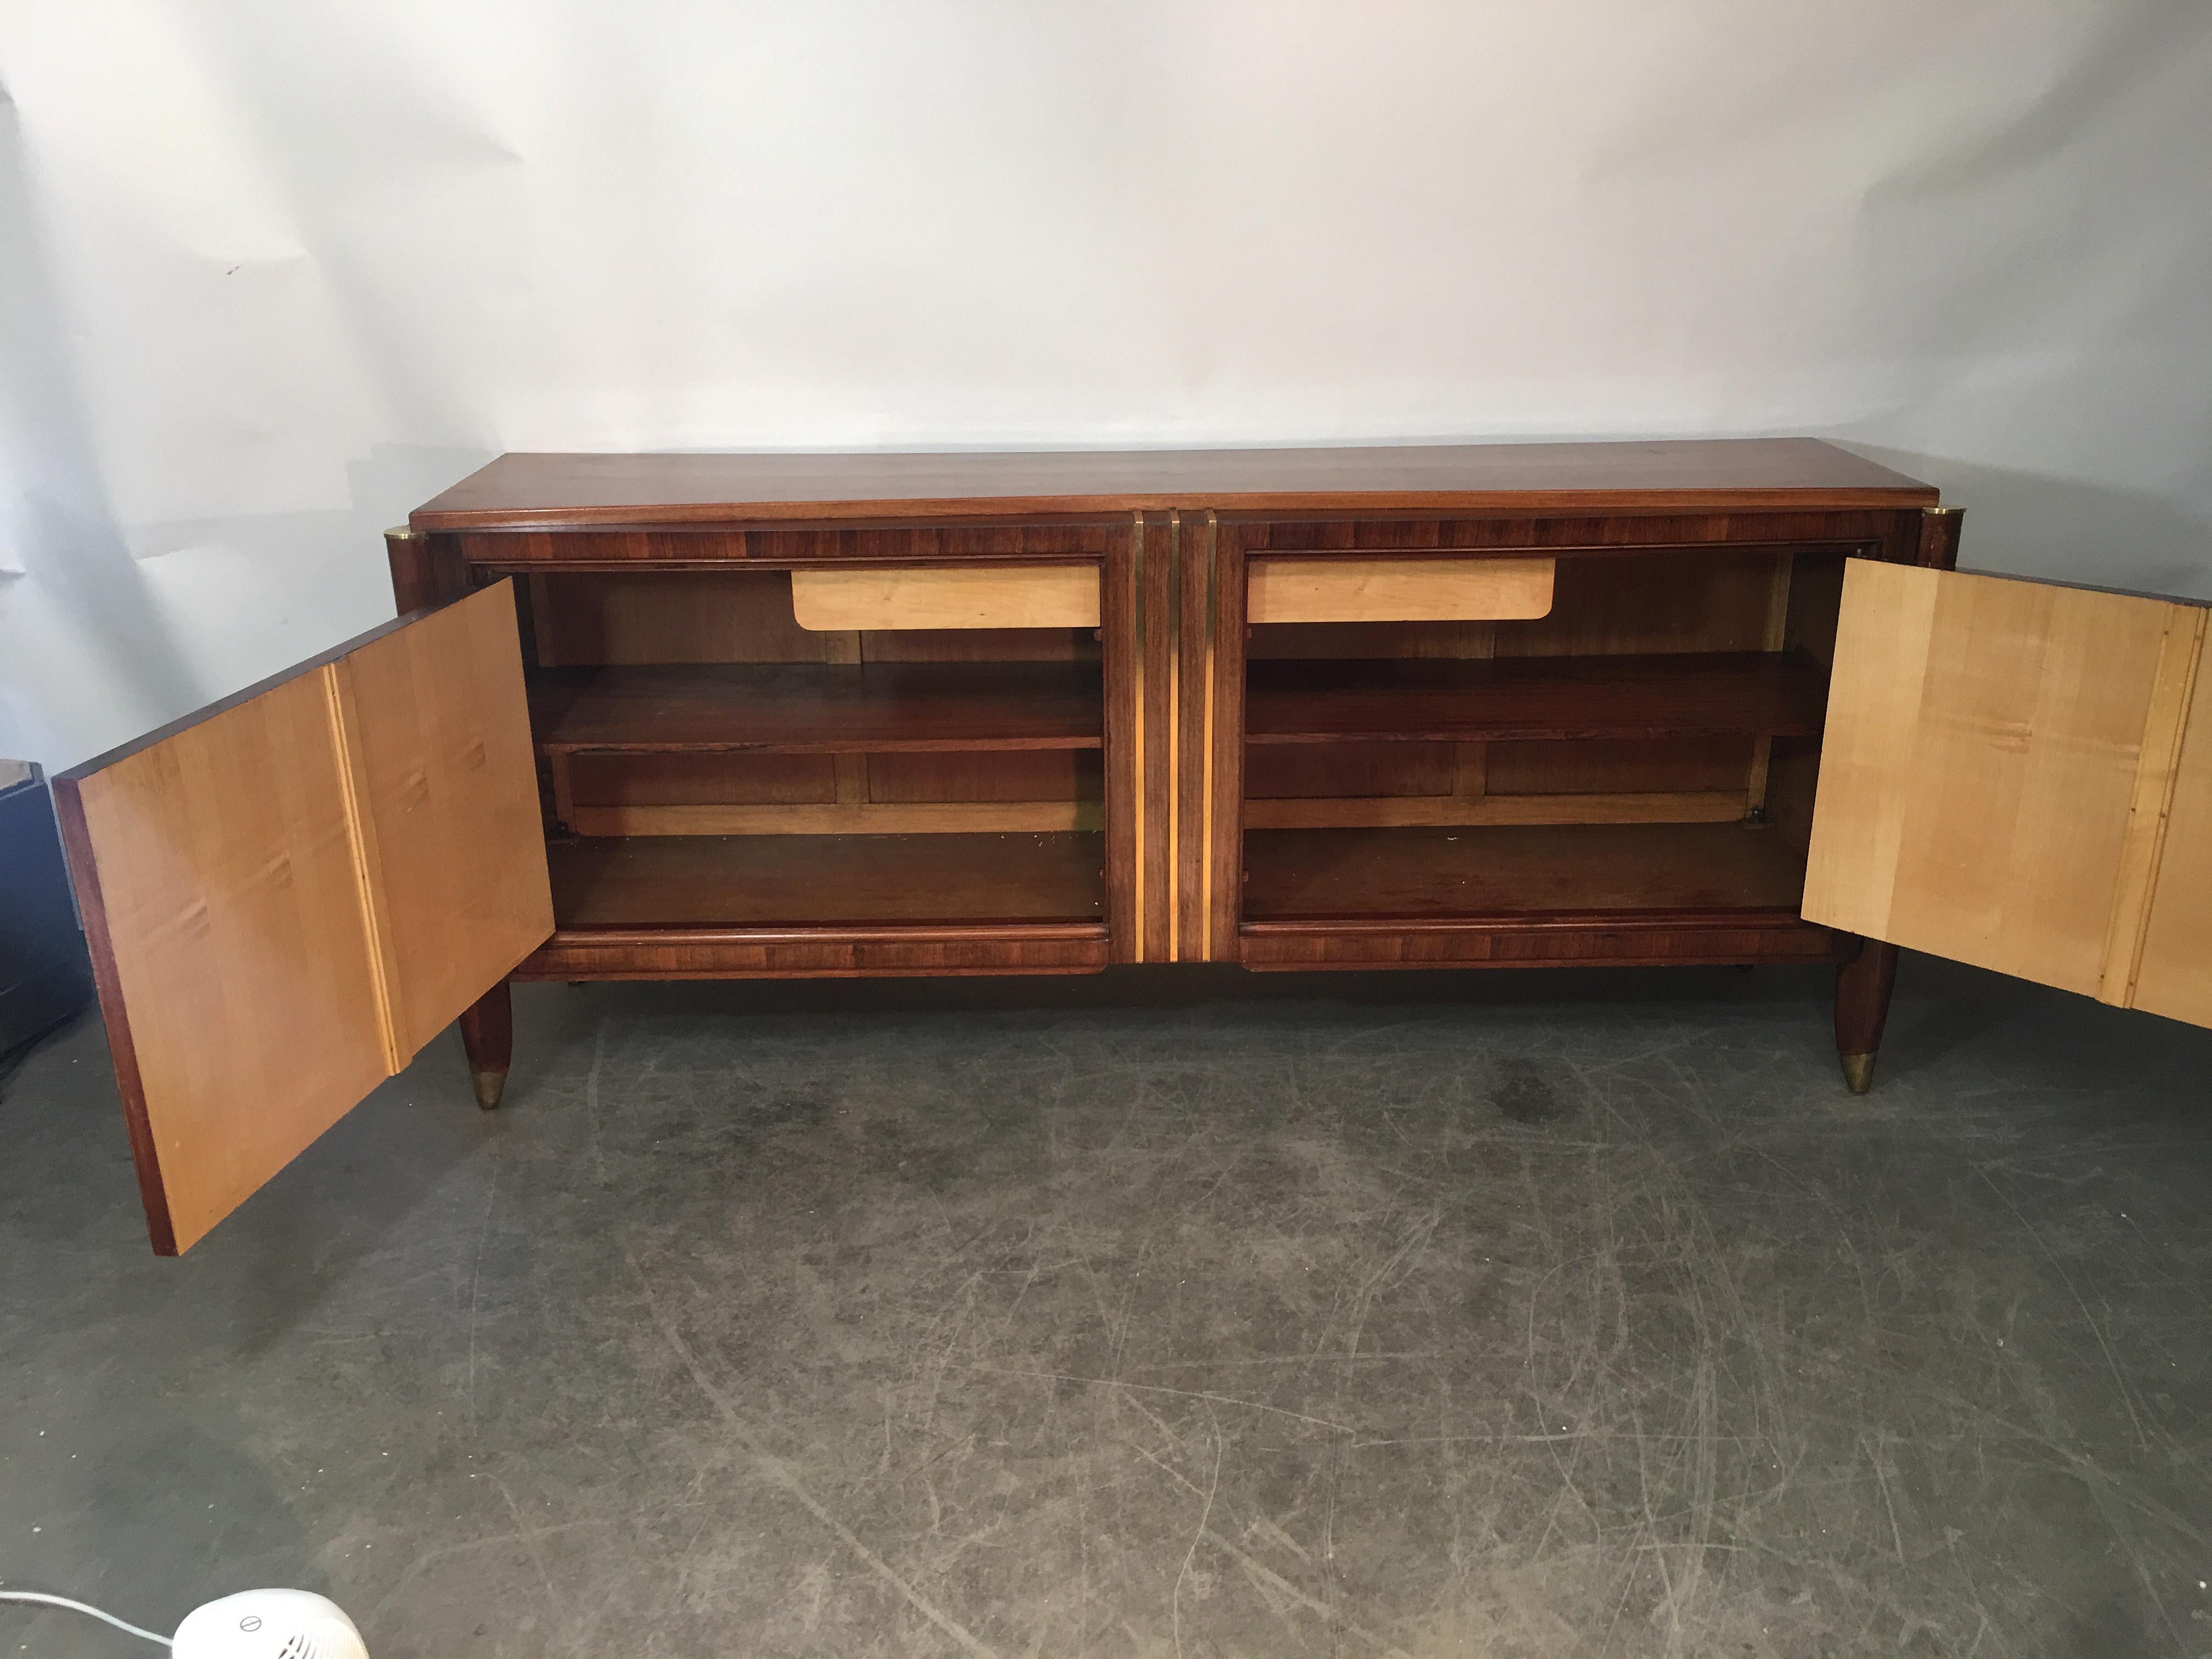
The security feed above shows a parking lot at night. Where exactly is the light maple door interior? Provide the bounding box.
[1802,560,2212,1024]
[52,583,551,1254]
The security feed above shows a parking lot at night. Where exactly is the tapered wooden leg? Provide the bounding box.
[458,981,513,1110]
[1834,938,1898,1094]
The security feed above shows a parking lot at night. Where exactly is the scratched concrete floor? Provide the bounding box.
[4,958,2211,1658]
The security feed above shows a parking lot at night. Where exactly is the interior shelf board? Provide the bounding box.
[529,662,1104,754]
[548,831,1107,929]
[1244,651,1826,744]
[1241,822,1809,923]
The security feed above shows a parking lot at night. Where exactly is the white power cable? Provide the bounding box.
[0,1588,172,1646]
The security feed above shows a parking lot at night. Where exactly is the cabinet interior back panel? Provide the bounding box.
[531,571,827,665]
[1493,551,1781,657]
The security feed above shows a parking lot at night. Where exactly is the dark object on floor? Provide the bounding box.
[0,763,93,1073]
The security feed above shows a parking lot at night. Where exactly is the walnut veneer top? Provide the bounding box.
[411,438,1937,531]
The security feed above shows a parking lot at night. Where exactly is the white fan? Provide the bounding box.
[2,1587,368,1656]
[173,1591,368,1658]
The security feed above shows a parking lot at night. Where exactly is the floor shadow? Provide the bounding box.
[532,958,1838,1025]
[1874,954,2035,1084]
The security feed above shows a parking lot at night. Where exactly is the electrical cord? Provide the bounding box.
[0,1589,171,1647]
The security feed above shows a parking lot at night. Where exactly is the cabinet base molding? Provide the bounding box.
[1238,915,1837,970]
[517,924,1111,981]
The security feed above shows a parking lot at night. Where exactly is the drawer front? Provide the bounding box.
[1248,556,1554,624]
[791,563,1100,631]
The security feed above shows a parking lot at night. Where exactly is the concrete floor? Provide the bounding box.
[3,959,2211,1658]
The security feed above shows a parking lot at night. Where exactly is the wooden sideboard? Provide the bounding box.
[52,439,2212,1253]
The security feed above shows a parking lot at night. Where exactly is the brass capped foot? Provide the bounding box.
[472,1068,509,1111]
[1839,1053,1876,1094]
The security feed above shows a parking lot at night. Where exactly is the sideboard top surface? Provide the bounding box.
[411,438,1938,531]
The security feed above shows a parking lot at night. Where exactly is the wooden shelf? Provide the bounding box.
[1242,823,1808,923]
[1244,652,1825,744]
[529,662,1103,755]
[548,832,1106,929]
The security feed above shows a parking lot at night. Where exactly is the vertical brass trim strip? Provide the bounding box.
[1167,512,1182,961]
[1200,512,1218,961]
[1130,513,1146,962]
[321,662,404,1073]
[2098,606,2208,1007]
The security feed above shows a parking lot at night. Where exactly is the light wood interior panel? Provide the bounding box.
[338,585,553,1060]
[792,565,1099,631]
[54,582,550,1252]
[2090,611,2208,1006]
[1803,562,2183,998]
[2121,623,2212,1025]
[59,673,392,1254]
[1248,557,1553,624]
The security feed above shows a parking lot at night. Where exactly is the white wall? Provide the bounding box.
[4,2,2208,769]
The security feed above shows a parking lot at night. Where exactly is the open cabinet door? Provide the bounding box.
[53,582,552,1254]
[1803,560,2210,1019]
